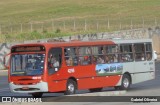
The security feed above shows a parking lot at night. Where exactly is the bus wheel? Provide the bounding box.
[64,79,77,95]
[31,92,43,98]
[89,88,103,92]
[120,74,131,90]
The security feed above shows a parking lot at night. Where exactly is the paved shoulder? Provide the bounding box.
[0,70,8,76]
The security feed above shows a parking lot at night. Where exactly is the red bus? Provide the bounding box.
[5,39,155,97]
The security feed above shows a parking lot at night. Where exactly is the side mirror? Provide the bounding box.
[3,53,10,69]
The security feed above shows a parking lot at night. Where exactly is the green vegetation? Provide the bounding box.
[0,0,160,42]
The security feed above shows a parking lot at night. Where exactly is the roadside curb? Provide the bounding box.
[0,70,8,72]
[43,90,127,102]
[0,70,8,76]
[71,90,126,96]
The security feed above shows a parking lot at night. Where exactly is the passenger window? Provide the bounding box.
[146,43,152,61]
[64,47,78,66]
[92,46,105,64]
[48,48,62,75]
[78,47,91,65]
[134,43,145,61]
[119,44,133,62]
[105,45,119,63]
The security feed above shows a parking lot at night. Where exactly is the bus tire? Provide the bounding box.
[64,79,77,95]
[120,74,131,90]
[89,88,103,92]
[31,92,43,98]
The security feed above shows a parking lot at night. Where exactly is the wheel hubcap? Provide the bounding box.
[68,83,74,93]
[123,78,129,88]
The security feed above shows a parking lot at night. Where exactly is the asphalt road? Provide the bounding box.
[0,61,160,105]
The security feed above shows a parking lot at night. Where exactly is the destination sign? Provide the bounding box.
[11,46,45,53]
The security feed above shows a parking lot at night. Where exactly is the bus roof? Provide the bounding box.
[11,39,152,48]
[112,38,152,44]
[12,40,115,48]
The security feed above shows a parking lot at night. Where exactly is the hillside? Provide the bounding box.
[0,0,160,23]
[0,0,160,42]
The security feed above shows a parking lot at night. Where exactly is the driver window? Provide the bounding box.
[48,48,62,75]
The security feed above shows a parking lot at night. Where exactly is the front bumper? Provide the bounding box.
[9,81,48,93]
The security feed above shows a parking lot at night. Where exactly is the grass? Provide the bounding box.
[0,0,160,42]
[0,31,72,43]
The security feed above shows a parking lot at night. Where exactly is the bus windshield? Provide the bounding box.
[11,53,45,76]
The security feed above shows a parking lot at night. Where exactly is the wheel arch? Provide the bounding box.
[123,72,132,84]
[67,76,78,89]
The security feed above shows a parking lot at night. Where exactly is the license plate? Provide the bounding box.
[22,87,29,90]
